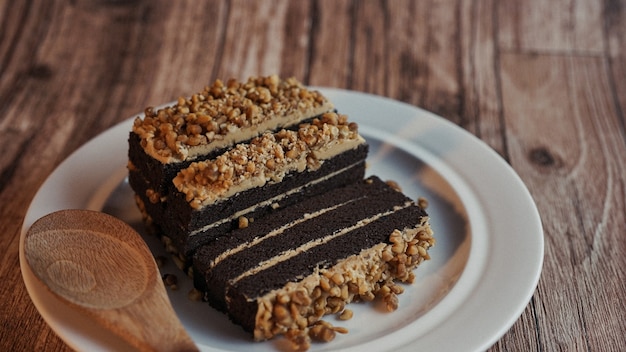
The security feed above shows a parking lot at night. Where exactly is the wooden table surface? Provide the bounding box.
[2,1,625,351]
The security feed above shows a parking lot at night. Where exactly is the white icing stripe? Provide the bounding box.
[208,197,363,268]
[188,160,364,237]
[230,201,415,284]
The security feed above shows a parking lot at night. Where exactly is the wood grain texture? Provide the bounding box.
[500,52,626,351]
[498,0,605,53]
[1,0,625,351]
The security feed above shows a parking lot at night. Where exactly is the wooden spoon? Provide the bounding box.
[24,209,198,352]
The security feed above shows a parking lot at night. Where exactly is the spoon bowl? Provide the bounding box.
[24,209,198,352]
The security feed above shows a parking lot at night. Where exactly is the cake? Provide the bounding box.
[128,75,434,350]
[192,176,434,347]
[165,113,367,257]
[128,76,363,257]
[129,75,334,195]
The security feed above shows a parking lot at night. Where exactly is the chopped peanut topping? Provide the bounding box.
[132,75,333,163]
[253,218,435,349]
[172,112,363,209]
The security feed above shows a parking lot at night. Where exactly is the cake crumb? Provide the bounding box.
[238,216,250,229]
[417,196,429,209]
[385,180,402,192]
[338,309,353,320]
[162,273,179,290]
[172,254,185,270]
[188,288,203,301]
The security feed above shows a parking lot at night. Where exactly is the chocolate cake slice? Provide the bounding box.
[192,176,435,346]
[128,75,335,229]
[164,112,367,257]
[128,76,436,350]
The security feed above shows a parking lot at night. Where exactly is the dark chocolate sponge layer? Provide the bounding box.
[193,176,428,330]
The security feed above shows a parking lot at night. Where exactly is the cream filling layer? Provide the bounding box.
[230,201,414,285]
[188,160,365,237]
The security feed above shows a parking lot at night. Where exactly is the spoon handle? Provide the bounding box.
[91,277,198,351]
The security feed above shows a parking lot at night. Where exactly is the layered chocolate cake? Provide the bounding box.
[129,75,333,192]
[128,75,434,350]
[166,112,367,257]
[128,76,359,257]
[193,176,434,345]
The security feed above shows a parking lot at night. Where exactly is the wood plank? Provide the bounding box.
[605,0,626,58]
[354,0,510,157]
[346,0,510,161]
[280,0,314,80]
[347,0,441,101]
[498,0,604,54]
[214,0,310,82]
[604,0,626,148]
[350,0,465,124]
[458,0,508,158]
[500,52,626,351]
[307,0,354,87]
[377,0,430,105]
[133,1,226,102]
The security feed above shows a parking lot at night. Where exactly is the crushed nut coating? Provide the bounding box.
[172,112,363,209]
[253,218,435,348]
[132,75,333,163]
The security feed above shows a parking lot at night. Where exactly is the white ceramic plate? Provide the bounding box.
[20,88,543,352]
